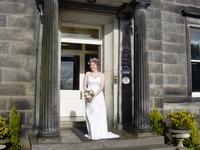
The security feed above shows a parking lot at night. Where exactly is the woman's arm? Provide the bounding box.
[83,72,89,91]
[95,73,105,96]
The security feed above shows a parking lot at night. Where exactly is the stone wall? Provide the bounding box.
[146,0,163,109]
[0,0,37,128]
[163,101,200,123]
[147,0,200,119]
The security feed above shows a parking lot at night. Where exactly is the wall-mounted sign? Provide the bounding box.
[122,77,130,84]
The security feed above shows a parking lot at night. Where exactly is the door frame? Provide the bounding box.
[58,10,119,128]
[60,26,102,121]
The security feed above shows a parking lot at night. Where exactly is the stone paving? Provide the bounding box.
[30,128,175,150]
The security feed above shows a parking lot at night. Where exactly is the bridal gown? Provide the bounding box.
[85,76,119,140]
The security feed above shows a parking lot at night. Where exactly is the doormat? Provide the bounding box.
[71,127,90,141]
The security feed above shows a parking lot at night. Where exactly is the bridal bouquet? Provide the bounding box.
[84,89,95,102]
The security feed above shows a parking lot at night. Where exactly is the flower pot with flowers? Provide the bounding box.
[0,116,9,149]
[167,111,195,150]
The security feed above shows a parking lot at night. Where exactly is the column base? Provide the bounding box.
[38,130,59,138]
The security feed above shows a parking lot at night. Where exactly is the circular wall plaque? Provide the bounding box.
[122,77,130,84]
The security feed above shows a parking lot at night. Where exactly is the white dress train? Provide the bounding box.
[85,76,119,140]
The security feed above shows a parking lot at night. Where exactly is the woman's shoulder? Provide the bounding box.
[99,72,104,77]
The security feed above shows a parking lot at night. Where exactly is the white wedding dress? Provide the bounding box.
[85,76,119,140]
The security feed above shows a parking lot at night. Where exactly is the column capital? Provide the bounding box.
[131,0,152,9]
[118,3,133,20]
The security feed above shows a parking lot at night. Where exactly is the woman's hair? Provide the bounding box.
[89,58,101,71]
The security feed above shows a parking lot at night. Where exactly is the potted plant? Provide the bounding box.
[0,116,9,149]
[167,111,194,150]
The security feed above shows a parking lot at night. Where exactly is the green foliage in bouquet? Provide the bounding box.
[8,106,21,150]
[0,116,9,140]
[150,107,164,135]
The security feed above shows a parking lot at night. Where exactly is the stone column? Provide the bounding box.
[133,0,151,131]
[39,0,59,137]
[118,4,134,130]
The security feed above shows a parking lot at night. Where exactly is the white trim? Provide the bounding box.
[61,37,102,45]
[191,60,200,63]
[61,22,101,30]
[192,92,200,97]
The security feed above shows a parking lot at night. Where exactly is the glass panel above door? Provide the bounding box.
[61,43,82,50]
[62,26,99,39]
[85,44,100,52]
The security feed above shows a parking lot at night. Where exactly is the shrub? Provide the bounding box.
[0,116,9,140]
[150,107,164,135]
[167,110,200,149]
[183,118,200,150]
[8,106,21,150]
[167,111,195,130]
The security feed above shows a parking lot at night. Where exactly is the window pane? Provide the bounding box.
[61,56,80,90]
[85,54,99,73]
[192,62,200,91]
[62,26,99,39]
[61,43,82,50]
[61,57,74,90]
[85,44,99,52]
[190,27,200,60]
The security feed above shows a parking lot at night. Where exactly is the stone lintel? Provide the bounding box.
[131,0,152,9]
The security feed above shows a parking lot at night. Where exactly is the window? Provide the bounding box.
[60,56,80,90]
[62,26,99,39]
[190,27,200,93]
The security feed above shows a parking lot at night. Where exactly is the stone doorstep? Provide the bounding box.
[29,128,175,150]
[31,140,175,150]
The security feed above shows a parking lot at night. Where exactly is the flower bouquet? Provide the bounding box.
[84,89,95,102]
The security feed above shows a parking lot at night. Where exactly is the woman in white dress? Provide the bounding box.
[83,58,119,140]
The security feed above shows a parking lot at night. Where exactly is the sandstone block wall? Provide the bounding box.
[147,0,200,120]
[0,0,37,127]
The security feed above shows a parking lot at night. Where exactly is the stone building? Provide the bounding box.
[0,0,200,141]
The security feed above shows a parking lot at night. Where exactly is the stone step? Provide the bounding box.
[32,140,175,150]
[60,117,86,128]
[91,144,175,150]
[31,129,175,150]
[60,121,86,128]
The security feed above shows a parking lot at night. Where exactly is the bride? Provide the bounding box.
[83,58,119,140]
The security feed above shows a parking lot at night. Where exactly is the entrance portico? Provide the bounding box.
[35,0,151,137]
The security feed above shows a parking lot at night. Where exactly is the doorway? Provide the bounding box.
[60,25,102,123]
[59,10,119,128]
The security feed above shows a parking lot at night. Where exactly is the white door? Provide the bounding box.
[60,26,101,121]
[60,55,84,117]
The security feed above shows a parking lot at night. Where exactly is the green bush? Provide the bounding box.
[8,106,21,150]
[183,118,200,150]
[150,109,200,149]
[0,116,9,140]
[150,107,164,135]
[167,111,195,130]
[167,110,200,150]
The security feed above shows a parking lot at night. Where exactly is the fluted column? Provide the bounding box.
[39,0,59,137]
[133,1,151,131]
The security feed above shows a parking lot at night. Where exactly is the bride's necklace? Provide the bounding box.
[90,71,100,78]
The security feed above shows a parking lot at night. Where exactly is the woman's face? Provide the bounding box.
[90,62,98,72]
